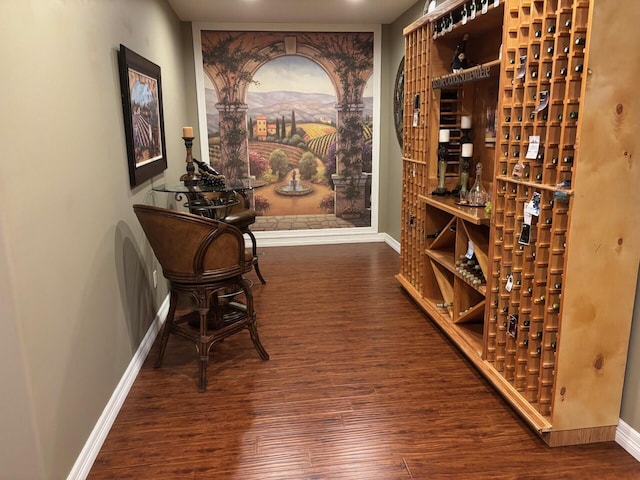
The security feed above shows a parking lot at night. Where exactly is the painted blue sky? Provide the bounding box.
[204,55,373,97]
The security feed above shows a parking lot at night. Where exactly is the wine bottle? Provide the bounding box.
[569,111,579,120]
[575,64,584,73]
[575,37,586,46]
[557,113,563,121]
[515,134,521,141]
[536,173,543,181]
[537,331,543,339]
[523,339,529,347]
[565,19,572,28]
[563,155,574,164]
[531,70,538,79]
[560,67,568,76]
[193,158,221,176]
[426,230,441,239]
[523,319,530,327]
[552,157,559,165]
[534,29,542,38]
[547,46,554,54]
[563,45,570,54]
[547,25,556,34]
[534,52,540,60]
[546,70,552,78]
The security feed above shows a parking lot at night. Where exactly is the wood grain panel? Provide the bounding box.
[89,244,639,479]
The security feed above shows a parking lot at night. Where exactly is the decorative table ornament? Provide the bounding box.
[179,127,200,186]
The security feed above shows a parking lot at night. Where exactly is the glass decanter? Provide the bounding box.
[466,163,490,206]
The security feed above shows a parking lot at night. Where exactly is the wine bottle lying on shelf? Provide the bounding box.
[193,158,222,176]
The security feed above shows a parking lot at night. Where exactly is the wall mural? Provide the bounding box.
[199,30,375,231]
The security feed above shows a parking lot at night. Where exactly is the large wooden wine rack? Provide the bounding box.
[397,0,640,446]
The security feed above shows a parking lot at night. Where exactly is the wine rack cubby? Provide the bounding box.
[397,0,640,447]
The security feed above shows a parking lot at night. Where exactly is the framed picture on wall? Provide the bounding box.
[118,44,167,187]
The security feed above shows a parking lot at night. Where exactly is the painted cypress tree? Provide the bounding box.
[282,115,286,137]
[290,110,296,137]
[275,117,280,139]
[248,117,254,141]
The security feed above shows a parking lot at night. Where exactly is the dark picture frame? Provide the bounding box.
[118,44,167,187]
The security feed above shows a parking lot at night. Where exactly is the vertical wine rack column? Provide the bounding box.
[487,0,590,417]
[400,23,432,292]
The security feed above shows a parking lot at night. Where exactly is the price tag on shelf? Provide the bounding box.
[465,240,475,259]
[517,56,527,79]
[505,274,514,292]
[534,91,549,113]
[525,136,541,159]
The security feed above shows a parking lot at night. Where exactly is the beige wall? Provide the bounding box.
[382,1,428,241]
[0,0,193,477]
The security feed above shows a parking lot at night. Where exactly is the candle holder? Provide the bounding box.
[433,129,451,195]
[179,136,201,186]
[456,119,472,195]
[433,140,450,196]
[459,155,471,196]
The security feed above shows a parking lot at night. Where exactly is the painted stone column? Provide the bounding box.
[332,102,367,217]
[215,102,249,180]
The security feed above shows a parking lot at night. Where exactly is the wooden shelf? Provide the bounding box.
[400,0,639,447]
[421,195,491,225]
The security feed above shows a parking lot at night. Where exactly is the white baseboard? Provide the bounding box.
[255,228,385,247]
[384,233,400,253]
[67,295,169,480]
[616,419,640,462]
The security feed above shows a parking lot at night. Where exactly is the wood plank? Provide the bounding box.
[422,194,491,225]
[88,244,640,479]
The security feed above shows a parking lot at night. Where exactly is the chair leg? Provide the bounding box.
[246,229,266,284]
[197,306,210,393]
[248,314,269,360]
[155,291,177,368]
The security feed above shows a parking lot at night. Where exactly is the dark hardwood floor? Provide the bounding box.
[90,243,640,479]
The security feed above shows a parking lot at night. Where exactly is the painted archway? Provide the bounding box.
[200,30,374,219]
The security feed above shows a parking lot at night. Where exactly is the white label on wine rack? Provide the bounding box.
[465,240,474,259]
[534,91,549,113]
[494,0,500,7]
[526,136,540,159]
[482,1,488,14]
[506,274,514,292]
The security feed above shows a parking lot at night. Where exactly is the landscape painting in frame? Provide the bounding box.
[118,44,167,187]
[199,30,375,231]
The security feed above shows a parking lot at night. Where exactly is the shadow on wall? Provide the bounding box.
[115,220,160,351]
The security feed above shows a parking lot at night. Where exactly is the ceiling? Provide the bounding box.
[167,0,420,25]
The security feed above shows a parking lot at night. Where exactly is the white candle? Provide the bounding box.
[462,143,474,157]
[439,129,450,143]
[461,116,472,129]
[182,126,194,138]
